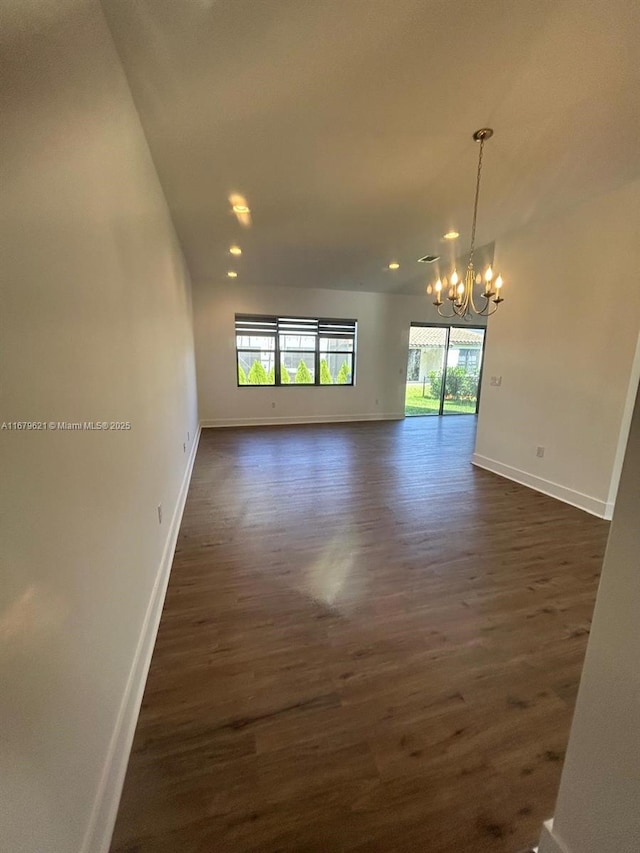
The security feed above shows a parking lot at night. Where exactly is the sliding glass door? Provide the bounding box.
[404,326,447,415]
[404,324,485,417]
[441,327,485,415]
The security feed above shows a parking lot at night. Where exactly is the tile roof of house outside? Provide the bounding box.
[409,327,485,348]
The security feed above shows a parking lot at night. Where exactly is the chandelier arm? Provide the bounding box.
[436,304,456,319]
[469,287,481,315]
[474,298,491,316]
[481,302,501,318]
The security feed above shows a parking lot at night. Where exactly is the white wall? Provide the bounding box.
[194,282,485,426]
[0,3,198,852]
[538,379,640,853]
[474,179,640,517]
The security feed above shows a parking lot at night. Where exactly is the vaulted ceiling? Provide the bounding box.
[102,0,640,293]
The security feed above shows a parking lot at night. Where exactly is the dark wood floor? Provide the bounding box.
[111,417,609,853]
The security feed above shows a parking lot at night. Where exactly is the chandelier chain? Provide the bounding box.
[468,137,484,266]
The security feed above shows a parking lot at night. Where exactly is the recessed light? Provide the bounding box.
[229,246,242,256]
[229,194,252,227]
[227,271,238,278]
[388,262,400,270]
[443,231,459,240]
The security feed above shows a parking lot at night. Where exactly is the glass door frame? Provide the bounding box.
[406,322,486,416]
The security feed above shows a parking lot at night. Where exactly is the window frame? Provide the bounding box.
[235,314,357,388]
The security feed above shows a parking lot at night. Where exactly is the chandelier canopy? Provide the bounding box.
[428,128,505,319]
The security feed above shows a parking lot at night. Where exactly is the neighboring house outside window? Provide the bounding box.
[456,348,480,371]
[407,326,484,382]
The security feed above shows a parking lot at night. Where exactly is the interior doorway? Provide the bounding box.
[404,324,486,417]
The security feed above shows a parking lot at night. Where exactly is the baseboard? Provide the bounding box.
[471,453,609,519]
[200,413,403,428]
[538,819,571,853]
[80,425,202,853]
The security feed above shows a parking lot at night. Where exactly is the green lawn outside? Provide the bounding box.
[404,384,477,416]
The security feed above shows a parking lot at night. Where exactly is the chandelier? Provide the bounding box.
[427,128,505,318]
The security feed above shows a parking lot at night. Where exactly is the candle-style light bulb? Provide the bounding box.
[435,279,442,293]
[451,270,459,286]
[495,275,503,290]
[484,266,493,282]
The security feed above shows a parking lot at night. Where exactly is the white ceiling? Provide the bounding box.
[102,0,640,294]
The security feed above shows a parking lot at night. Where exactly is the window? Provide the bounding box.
[235,315,356,386]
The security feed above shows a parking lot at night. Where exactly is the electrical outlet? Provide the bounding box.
[490,375,502,387]
[536,446,545,458]
[157,504,163,524]
[272,402,276,408]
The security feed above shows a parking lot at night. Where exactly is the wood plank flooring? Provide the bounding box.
[111,417,609,853]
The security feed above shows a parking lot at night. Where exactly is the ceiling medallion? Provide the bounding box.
[427,128,505,318]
